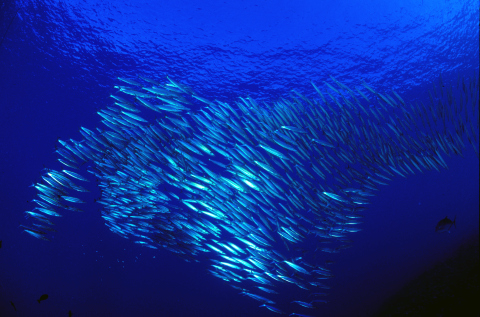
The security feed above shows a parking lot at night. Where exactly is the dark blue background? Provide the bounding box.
[0,0,478,316]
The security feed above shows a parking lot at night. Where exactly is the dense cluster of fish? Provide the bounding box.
[24,72,478,315]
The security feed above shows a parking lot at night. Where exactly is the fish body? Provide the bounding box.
[37,294,48,303]
[435,216,456,233]
[260,304,286,314]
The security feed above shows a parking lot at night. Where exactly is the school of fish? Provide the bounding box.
[24,72,479,315]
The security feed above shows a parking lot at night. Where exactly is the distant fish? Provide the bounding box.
[435,216,456,233]
[69,310,73,317]
[10,301,16,311]
[0,240,2,248]
[37,294,48,303]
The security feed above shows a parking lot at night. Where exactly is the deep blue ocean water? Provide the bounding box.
[0,0,478,316]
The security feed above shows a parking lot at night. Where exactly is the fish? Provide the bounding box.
[291,301,316,309]
[37,293,48,303]
[69,310,73,317]
[260,304,286,314]
[0,240,2,249]
[435,216,456,233]
[24,73,479,315]
[284,261,311,275]
[10,301,16,311]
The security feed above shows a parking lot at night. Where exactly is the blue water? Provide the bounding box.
[0,0,478,316]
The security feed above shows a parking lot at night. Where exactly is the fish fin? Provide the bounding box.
[453,215,456,228]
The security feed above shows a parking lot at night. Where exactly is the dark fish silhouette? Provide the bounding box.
[0,240,2,249]
[37,294,48,303]
[10,301,16,311]
[435,216,456,233]
[69,310,73,317]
